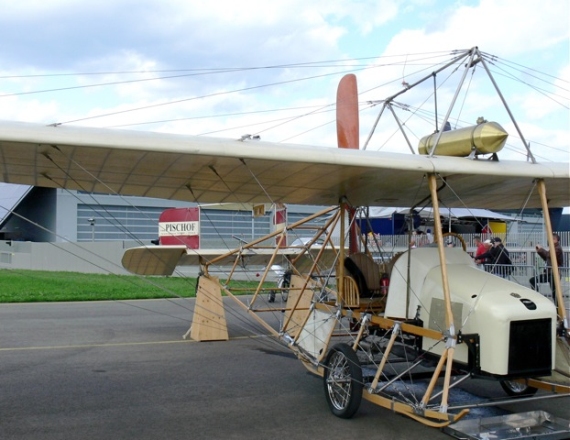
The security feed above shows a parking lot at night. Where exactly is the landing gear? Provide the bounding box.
[500,380,538,397]
[268,269,291,303]
[323,343,363,418]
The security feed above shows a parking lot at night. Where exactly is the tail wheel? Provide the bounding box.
[500,380,538,397]
[323,343,363,419]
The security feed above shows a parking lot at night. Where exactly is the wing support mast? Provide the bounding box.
[363,48,477,151]
[363,47,538,162]
[537,179,567,329]
[419,173,457,412]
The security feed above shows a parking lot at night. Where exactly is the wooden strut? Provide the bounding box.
[205,205,338,268]
[299,314,469,427]
[421,347,449,406]
[427,173,456,412]
[250,208,342,312]
[289,210,340,266]
[338,203,346,305]
[284,209,341,292]
[279,207,344,336]
[362,391,470,427]
[219,278,280,338]
[249,233,286,304]
[355,175,466,424]
[369,322,401,391]
[191,206,341,342]
[537,179,567,322]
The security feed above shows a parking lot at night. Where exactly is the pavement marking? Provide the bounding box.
[0,334,265,352]
[0,339,197,351]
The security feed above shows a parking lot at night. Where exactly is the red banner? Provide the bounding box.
[158,207,200,248]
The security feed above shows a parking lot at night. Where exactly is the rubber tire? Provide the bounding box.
[323,343,363,419]
[499,380,538,397]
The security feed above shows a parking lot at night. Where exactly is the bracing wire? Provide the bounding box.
[1,48,564,403]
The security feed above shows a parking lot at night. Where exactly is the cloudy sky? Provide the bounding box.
[0,0,568,162]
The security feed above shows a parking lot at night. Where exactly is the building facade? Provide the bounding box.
[0,185,325,246]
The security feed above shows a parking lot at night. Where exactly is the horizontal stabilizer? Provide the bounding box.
[122,246,187,275]
[121,245,325,275]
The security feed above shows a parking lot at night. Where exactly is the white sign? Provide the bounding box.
[159,221,199,237]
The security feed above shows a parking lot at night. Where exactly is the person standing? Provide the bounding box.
[474,236,486,258]
[475,237,512,277]
[529,233,563,302]
[474,237,492,268]
[491,238,512,277]
[425,228,433,244]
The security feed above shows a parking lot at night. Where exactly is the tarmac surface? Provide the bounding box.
[0,297,568,440]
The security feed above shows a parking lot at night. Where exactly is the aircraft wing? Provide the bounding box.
[0,120,567,210]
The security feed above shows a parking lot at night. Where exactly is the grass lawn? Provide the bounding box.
[0,269,198,303]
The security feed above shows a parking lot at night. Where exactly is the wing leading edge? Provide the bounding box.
[0,120,567,210]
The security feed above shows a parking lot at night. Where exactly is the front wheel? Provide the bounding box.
[500,380,538,397]
[323,343,363,418]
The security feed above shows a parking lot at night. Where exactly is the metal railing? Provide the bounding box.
[472,264,570,318]
[482,264,570,299]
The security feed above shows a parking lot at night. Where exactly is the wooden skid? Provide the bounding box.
[190,276,229,341]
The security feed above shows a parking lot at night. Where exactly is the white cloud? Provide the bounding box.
[0,0,566,163]
[383,0,568,57]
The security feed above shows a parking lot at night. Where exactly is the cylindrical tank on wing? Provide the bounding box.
[418,121,508,157]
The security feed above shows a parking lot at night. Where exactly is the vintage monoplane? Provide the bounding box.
[0,47,568,438]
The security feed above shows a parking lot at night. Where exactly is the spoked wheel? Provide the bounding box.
[500,380,538,397]
[323,343,363,419]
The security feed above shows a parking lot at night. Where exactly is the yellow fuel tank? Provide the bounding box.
[418,121,508,157]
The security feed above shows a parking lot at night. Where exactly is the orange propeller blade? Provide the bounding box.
[336,74,359,150]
